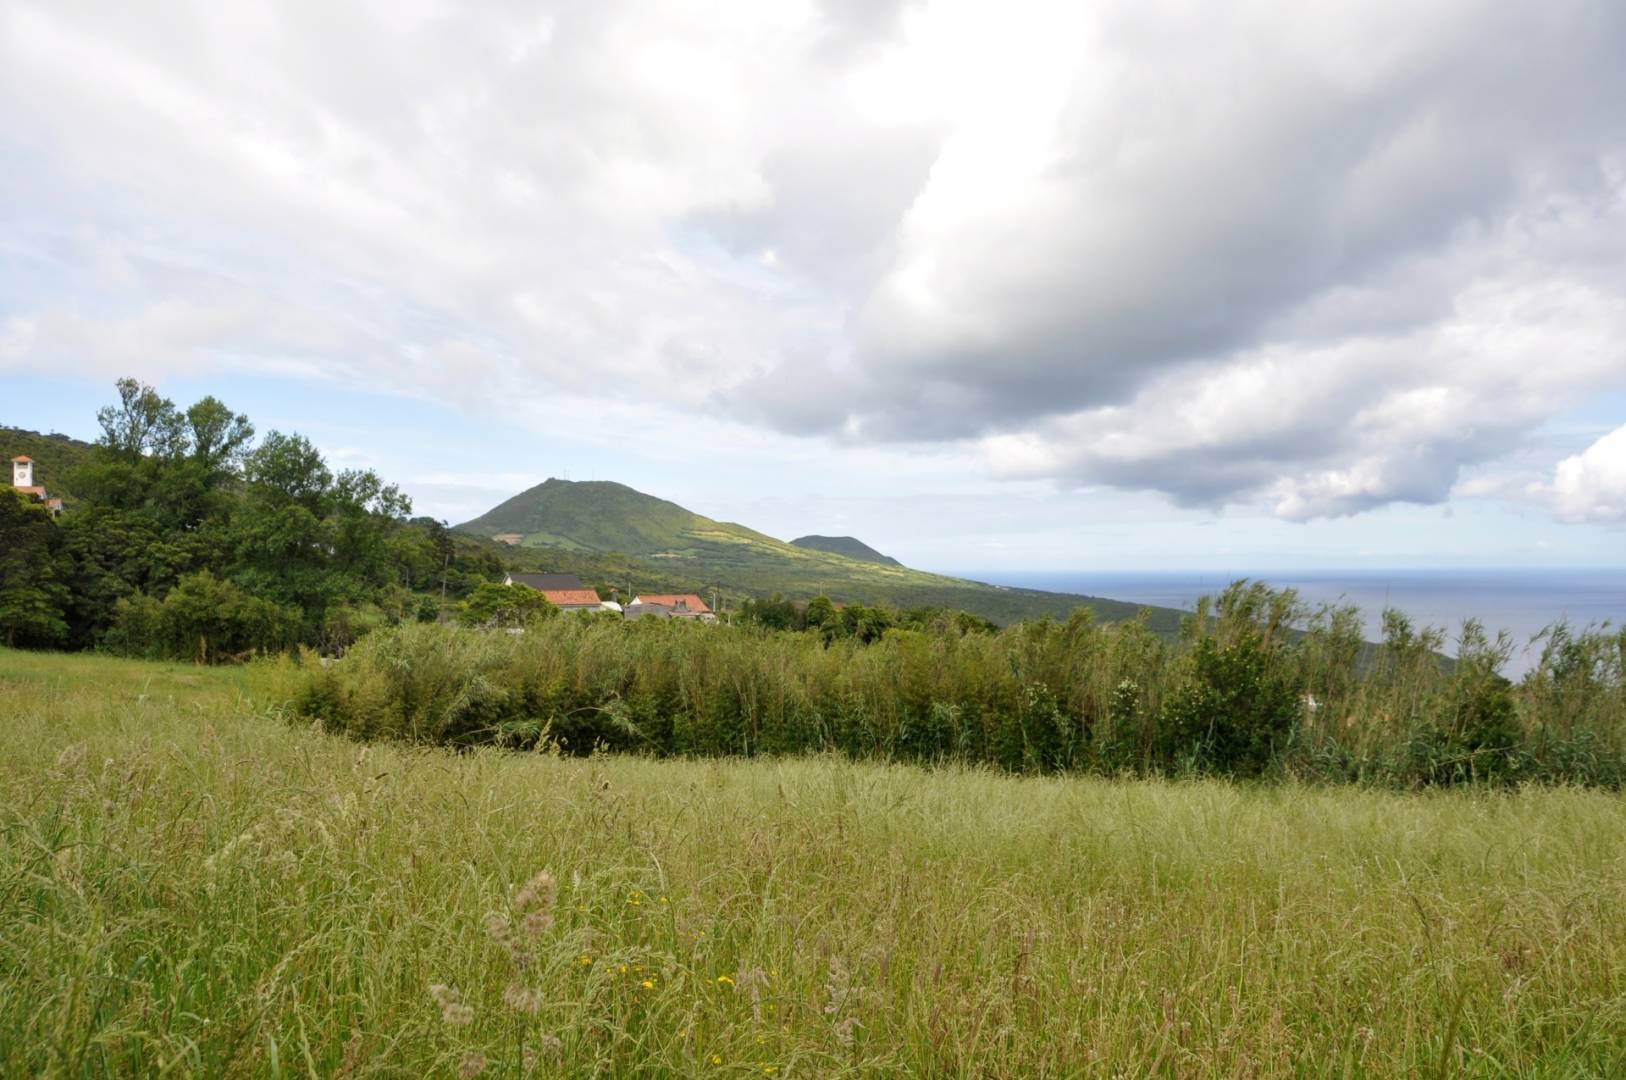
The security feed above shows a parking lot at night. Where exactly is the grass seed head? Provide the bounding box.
[429,984,474,1027]
[514,869,556,914]
[504,982,543,1015]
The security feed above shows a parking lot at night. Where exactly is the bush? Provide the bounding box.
[1407,622,1523,786]
[104,571,299,662]
[1155,636,1303,777]
[288,582,1626,789]
[1151,582,1305,778]
[458,581,558,630]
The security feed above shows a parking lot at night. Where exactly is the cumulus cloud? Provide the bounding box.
[985,269,1626,518]
[1545,425,1626,523]
[2,0,1625,520]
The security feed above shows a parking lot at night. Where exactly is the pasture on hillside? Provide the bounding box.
[2,648,1625,1077]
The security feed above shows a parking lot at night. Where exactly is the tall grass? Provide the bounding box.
[4,648,1626,1076]
[294,582,1626,787]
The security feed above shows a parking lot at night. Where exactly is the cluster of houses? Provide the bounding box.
[9,456,63,517]
[503,572,716,622]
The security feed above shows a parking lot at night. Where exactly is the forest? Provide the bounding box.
[1,379,504,659]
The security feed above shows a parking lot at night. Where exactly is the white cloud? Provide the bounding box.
[2,0,1625,523]
[1546,424,1626,523]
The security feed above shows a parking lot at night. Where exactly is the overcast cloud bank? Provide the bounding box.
[2,0,1624,526]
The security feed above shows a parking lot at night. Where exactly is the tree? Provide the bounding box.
[30,377,481,659]
[330,468,412,587]
[841,602,894,644]
[0,491,71,647]
[103,571,299,663]
[738,593,804,631]
[244,431,332,510]
[458,582,557,629]
[58,506,206,646]
[185,396,255,474]
[96,377,186,461]
[804,595,840,643]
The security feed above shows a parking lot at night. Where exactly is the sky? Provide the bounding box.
[3,0,1625,574]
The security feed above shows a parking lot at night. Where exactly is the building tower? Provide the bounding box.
[12,455,34,488]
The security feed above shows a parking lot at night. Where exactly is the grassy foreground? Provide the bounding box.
[3,650,1625,1077]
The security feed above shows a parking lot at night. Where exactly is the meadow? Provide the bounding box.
[4,647,1626,1077]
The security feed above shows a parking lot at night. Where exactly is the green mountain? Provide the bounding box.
[461,478,780,555]
[458,478,1183,630]
[0,426,96,505]
[790,535,901,567]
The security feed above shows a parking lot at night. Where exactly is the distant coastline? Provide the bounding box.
[963,568,1626,676]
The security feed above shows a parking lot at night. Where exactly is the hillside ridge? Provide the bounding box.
[457,476,1184,629]
[0,426,97,505]
[790,535,902,567]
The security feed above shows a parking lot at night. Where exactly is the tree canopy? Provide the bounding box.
[1,378,505,660]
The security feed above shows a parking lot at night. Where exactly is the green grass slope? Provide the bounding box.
[5,649,1625,1077]
[0,426,96,505]
[789,534,901,566]
[457,479,1182,628]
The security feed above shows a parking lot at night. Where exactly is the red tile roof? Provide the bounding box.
[635,594,711,614]
[542,589,602,608]
[11,455,32,462]
[15,486,45,497]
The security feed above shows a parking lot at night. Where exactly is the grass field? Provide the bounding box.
[3,648,1625,1077]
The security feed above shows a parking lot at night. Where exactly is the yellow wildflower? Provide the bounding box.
[640,979,655,989]
[716,975,734,986]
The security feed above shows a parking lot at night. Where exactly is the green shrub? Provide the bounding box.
[458,581,559,629]
[288,582,1626,789]
[1407,622,1523,786]
[1152,582,1305,778]
[103,571,299,663]
[1155,635,1303,777]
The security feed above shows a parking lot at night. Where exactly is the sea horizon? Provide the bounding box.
[959,567,1626,677]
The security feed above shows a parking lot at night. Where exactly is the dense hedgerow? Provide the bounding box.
[293,581,1626,787]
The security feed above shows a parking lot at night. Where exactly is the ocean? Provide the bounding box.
[967,569,1626,677]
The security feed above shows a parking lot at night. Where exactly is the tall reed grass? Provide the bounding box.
[293,582,1626,787]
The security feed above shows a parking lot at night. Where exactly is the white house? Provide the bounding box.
[9,455,62,518]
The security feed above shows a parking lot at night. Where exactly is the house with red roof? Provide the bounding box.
[626,594,714,621]
[504,571,607,612]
